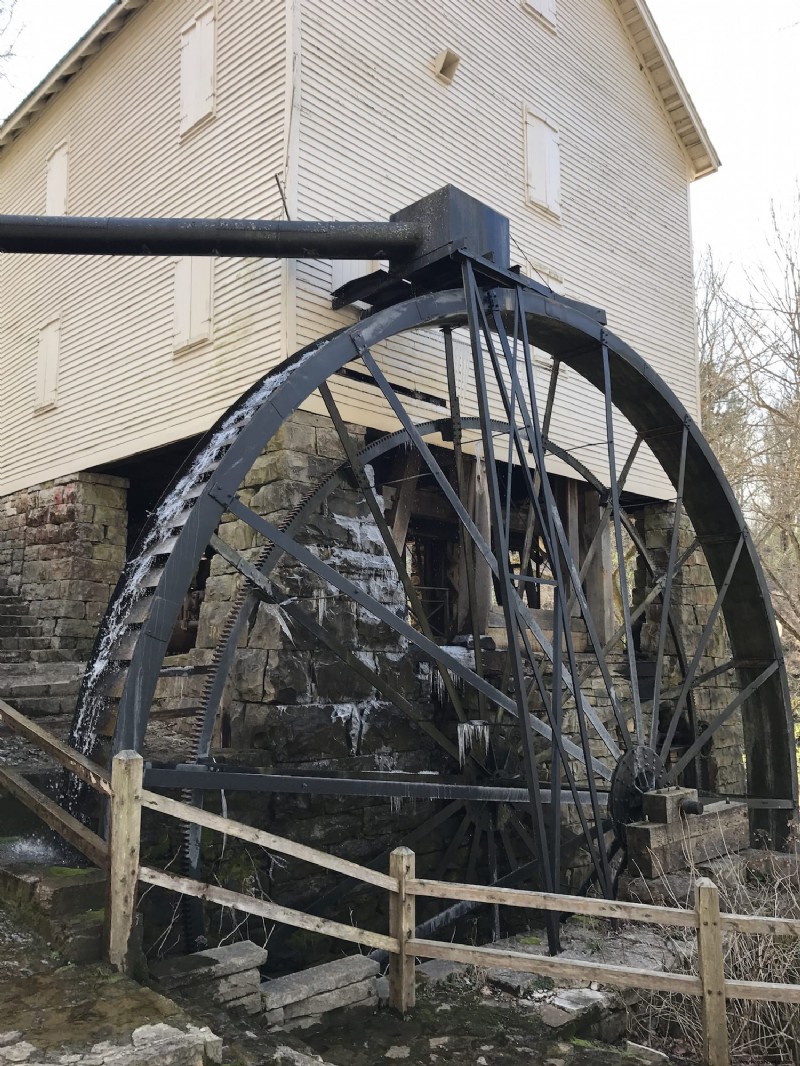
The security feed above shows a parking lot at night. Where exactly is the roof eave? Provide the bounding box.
[0,0,148,154]
[615,0,721,180]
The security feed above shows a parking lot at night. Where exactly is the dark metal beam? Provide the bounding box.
[143,765,598,805]
[0,214,422,259]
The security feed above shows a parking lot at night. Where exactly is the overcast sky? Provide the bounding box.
[1,0,797,274]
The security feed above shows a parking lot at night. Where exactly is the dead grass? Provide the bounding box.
[627,844,800,1064]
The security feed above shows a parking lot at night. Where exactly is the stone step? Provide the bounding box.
[29,649,80,663]
[0,636,52,651]
[0,625,41,638]
[3,695,77,717]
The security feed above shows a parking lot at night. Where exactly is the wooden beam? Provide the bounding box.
[0,698,112,796]
[0,766,108,868]
[695,877,730,1066]
[390,449,421,551]
[107,751,143,975]
[408,877,698,927]
[141,788,398,892]
[406,937,702,996]
[578,487,613,645]
[139,865,398,954]
[389,847,416,1014]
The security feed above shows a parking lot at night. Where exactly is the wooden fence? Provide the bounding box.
[1,697,799,1066]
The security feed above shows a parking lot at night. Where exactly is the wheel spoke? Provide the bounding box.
[601,337,643,743]
[649,424,689,748]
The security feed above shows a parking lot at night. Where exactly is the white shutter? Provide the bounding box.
[525,109,561,216]
[173,257,192,349]
[35,320,60,410]
[196,9,216,116]
[190,256,213,342]
[180,8,216,135]
[46,145,69,215]
[174,257,213,352]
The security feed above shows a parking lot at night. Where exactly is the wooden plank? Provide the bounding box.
[139,864,398,954]
[721,913,800,937]
[695,877,730,1066]
[0,766,108,868]
[141,789,398,892]
[406,938,702,996]
[408,877,698,928]
[725,979,800,1004]
[389,847,415,1014]
[0,698,112,796]
[107,751,143,975]
[390,448,421,551]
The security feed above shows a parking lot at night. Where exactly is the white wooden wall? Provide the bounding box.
[290,0,700,498]
[0,0,289,495]
[0,0,701,503]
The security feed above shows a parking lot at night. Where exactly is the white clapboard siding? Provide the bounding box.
[0,0,289,495]
[291,0,699,499]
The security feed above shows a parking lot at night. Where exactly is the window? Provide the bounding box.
[173,257,213,352]
[35,319,60,411]
[180,8,216,136]
[522,0,556,28]
[524,108,561,217]
[46,144,69,215]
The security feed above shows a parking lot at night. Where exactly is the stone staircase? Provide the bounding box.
[0,579,57,665]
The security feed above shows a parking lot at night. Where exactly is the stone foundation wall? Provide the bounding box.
[0,472,128,660]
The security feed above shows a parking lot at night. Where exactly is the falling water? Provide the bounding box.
[67,349,319,800]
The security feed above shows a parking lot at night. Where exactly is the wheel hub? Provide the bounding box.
[609,745,666,844]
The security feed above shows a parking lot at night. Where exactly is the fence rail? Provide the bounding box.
[2,699,799,1066]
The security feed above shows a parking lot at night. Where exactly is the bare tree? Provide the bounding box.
[0,1,17,76]
[698,197,800,652]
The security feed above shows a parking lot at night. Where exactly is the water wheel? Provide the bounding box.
[69,256,796,955]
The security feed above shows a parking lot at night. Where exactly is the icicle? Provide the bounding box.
[457,720,490,767]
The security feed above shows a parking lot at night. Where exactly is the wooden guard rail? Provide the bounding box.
[2,701,800,1066]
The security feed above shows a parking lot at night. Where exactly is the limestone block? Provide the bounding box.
[264,1007,285,1027]
[150,941,268,991]
[261,955,379,1011]
[283,977,375,1019]
[642,787,699,825]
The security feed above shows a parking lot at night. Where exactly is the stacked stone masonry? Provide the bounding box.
[0,472,127,662]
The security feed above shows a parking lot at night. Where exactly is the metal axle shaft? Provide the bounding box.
[0,213,422,259]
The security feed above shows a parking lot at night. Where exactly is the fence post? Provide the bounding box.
[107,750,143,975]
[389,846,416,1014]
[695,876,730,1066]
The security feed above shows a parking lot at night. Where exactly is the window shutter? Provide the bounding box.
[173,257,192,349]
[180,9,215,135]
[174,257,213,351]
[525,109,561,216]
[190,257,213,342]
[35,320,60,410]
[197,9,216,116]
[46,145,69,215]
